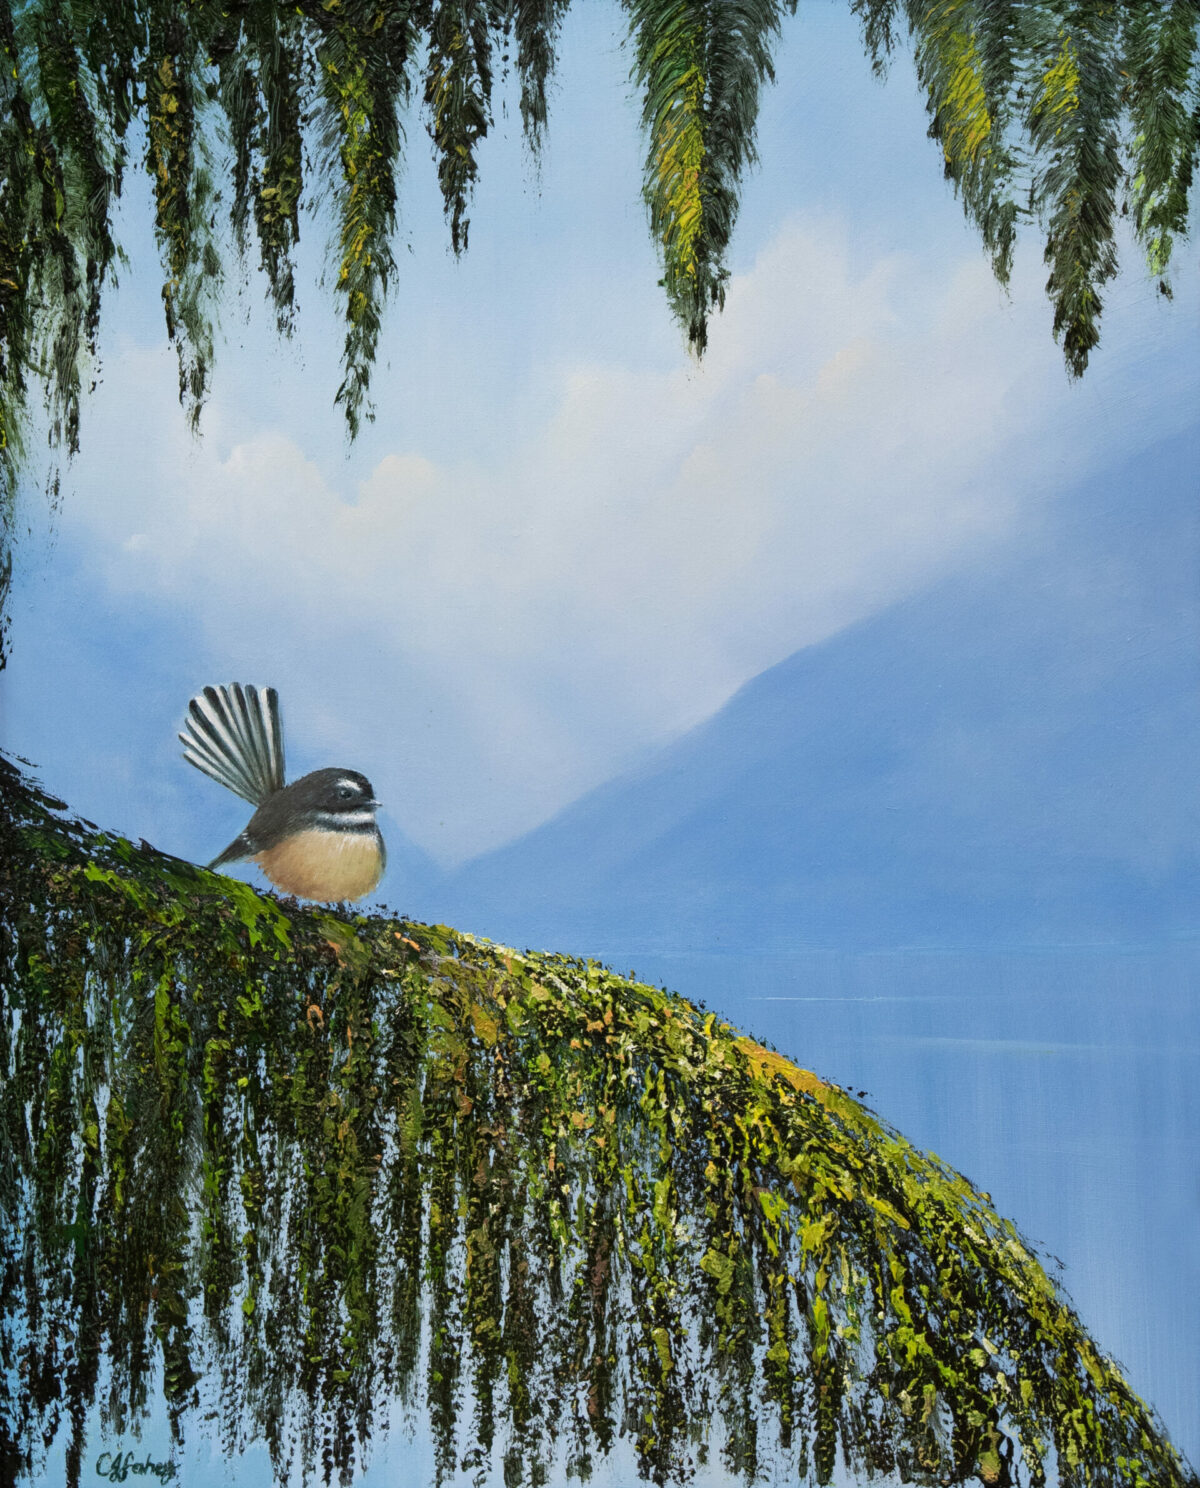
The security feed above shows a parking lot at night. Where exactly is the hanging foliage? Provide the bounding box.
[854,0,1199,372]
[2,752,1197,1488]
[0,0,1198,534]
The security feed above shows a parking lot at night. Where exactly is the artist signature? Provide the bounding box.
[94,1449,177,1483]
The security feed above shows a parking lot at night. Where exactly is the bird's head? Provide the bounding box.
[290,767,381,825]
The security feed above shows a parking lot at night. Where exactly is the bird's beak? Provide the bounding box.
[368,798,382,808]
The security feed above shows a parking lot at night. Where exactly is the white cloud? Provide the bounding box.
[57,214,1197,863]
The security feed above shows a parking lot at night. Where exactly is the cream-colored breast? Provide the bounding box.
[255,829,383,902]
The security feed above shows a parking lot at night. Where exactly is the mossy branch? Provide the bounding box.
[2,753,1196,1488]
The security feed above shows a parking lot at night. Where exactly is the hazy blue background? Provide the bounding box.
[7,1,1198,1480]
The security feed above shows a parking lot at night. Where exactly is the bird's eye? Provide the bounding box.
[338,785,354,800]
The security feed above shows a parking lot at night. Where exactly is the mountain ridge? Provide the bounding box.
[418,431,1200,954]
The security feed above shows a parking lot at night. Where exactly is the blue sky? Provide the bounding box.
[5,4,1200,1473]
[6,2,1196,877]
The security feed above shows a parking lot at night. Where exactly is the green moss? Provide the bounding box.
[1,753,1196,1488]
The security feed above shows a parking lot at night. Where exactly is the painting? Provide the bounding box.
[1,4,1197,1486]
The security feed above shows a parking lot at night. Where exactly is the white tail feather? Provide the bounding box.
[180,684,285,805]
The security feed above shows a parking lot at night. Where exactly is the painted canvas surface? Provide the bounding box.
[1,4,1197,1486]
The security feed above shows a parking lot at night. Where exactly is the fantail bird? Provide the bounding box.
[180,683,386,902]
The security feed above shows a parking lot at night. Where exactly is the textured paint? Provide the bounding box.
[3,762,1195,1488]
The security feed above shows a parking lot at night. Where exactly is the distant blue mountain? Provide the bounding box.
[421,432,1200,955]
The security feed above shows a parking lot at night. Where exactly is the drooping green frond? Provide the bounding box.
[627,0,713,347]
[213,3,307,333]
[424,0,497,253]
[0,0,121,530]
[850,0,905,75]
[507,0,573,146]
[1024,3,1123,379]
[624,0,794,352]
[145,6,221,425]
[3,754,1198,1488]
[30,0,117,360]
[859,0,1171,377]
[251,14,306,330]
[905,0,1022,285]
[0,6,37,515]
[212,6,261,256]
[1122,0,1200,289]
[72,0,144,189]
[311,2,415,437]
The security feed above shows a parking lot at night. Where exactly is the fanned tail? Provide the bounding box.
[180,683,285,806]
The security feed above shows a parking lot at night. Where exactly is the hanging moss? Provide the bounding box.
[2,0,1199,532]
[1,754,1196,1488]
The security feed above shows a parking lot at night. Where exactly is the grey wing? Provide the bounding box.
[180,684,286,805]
[208,829,258,871]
